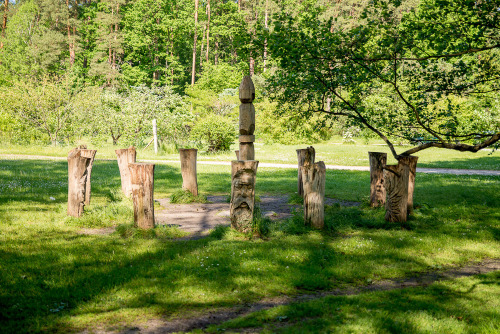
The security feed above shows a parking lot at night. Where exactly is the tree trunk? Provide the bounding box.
[230,160,258,233]
[302,161,326,229]
[399,155,418,215]
[296,146,315,197]
[179,148,198,196]
[263,1,268,72]
[249,56,254,77]
[115,146,136,197]
[1,0,8,49]
[384,162,410,223]
[67,149,92,217]
[79,148,97,206]
[129,163,155,229]
[369,152,387,207]
[206,0,210,62]
[191,0,199,86]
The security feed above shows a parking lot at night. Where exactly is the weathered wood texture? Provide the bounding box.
[235,150,240,160]
[230,160,258,233]
[301,161,326,229]
[238,76,256,161]
[129,163,155,229]
[79,149,97,205]
[384,162,410,223]
[115,146,136,197]
[67,149,92,217]
[296,146,315,197]
[369,152,387,207]
[399,155,418,215]
[179,148,198,196]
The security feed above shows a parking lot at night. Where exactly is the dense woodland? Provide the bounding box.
[0,0,498,156]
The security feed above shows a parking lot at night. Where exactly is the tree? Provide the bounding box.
[267,0,500,160]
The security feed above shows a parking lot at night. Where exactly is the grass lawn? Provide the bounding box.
[0,158,498,333]
[1,137,499,170]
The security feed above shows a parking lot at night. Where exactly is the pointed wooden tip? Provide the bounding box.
[239,75,255,103]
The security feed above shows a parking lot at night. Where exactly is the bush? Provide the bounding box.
[190,114,235,152]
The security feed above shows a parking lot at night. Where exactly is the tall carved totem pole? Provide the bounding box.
[230,76,259,233]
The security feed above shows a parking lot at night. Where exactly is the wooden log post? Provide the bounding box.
[230,160,258,233]
[301,161,326,229]
[179,148,198,196]
[79,148,97,206]
[399,155,419,215]
[235,150,240,160]
[129,163,155,229]
[239,76,255,160]
[296,146,315,197]
[368,152,387,207]
[67,149,92,217]
[115,146,136,197]
[383,162,410,223]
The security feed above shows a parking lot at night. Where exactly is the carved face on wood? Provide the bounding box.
[230,168,256,231]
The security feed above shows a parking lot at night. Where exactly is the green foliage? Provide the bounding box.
[189,114,236,152]
[169,189,208,204]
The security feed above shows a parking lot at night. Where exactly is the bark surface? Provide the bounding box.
[129,163,155,229]
[296,146,315,197]
[399,155,419,215]
[384,162,410,223]
[369,152,387,207]
[180,148,198,196]
[67,149,92,217]
[301,161,326,229]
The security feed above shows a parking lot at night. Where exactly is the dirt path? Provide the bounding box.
[2,154,499,176]
[89,259,500,334]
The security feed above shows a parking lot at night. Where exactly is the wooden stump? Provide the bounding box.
[296,146,315,197]
[301,161,326,229]
[368,152,387,207]
[79,149,97,206]
[129,163,155,229]
[384,162,410,223]
[115,146,136,197]
[399,155,419,215]
[67,149,92,217]
[179,148,198,196]
[239,142,254,160]
[230,160,258,233]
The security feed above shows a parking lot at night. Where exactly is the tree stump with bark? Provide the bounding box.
[296,146,315,197]
[301,160,326,229]
[369,152,387,207]
[67,149,92,217]
[399,155,419,215]
[179,148,198,196]
[115,146,136,197]
[384,162,410,223]
[230,160,258,233]
[79,148,97,205]
[129,163,155,229]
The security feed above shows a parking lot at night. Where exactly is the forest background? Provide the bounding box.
[0,0,498,155]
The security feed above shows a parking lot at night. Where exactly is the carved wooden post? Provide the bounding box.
[235,150,239,160]
[384,162,410,223]
[79,148,97,206]
[296,146,315,196]
[115,146,136,197]
[230,160,258,233]
[399,155,419,215]
[301,161,326,229]
[231,76,259,232]
[129,163,155,229]
[239,76,255,160]
[179,148,198,196]
[369,152,387,207]
[67,149,92,217]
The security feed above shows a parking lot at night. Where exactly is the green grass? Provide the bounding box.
[1,137,499,170]
[202,271,500,333]
[170,189,208,204]
[0,158,498,333]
